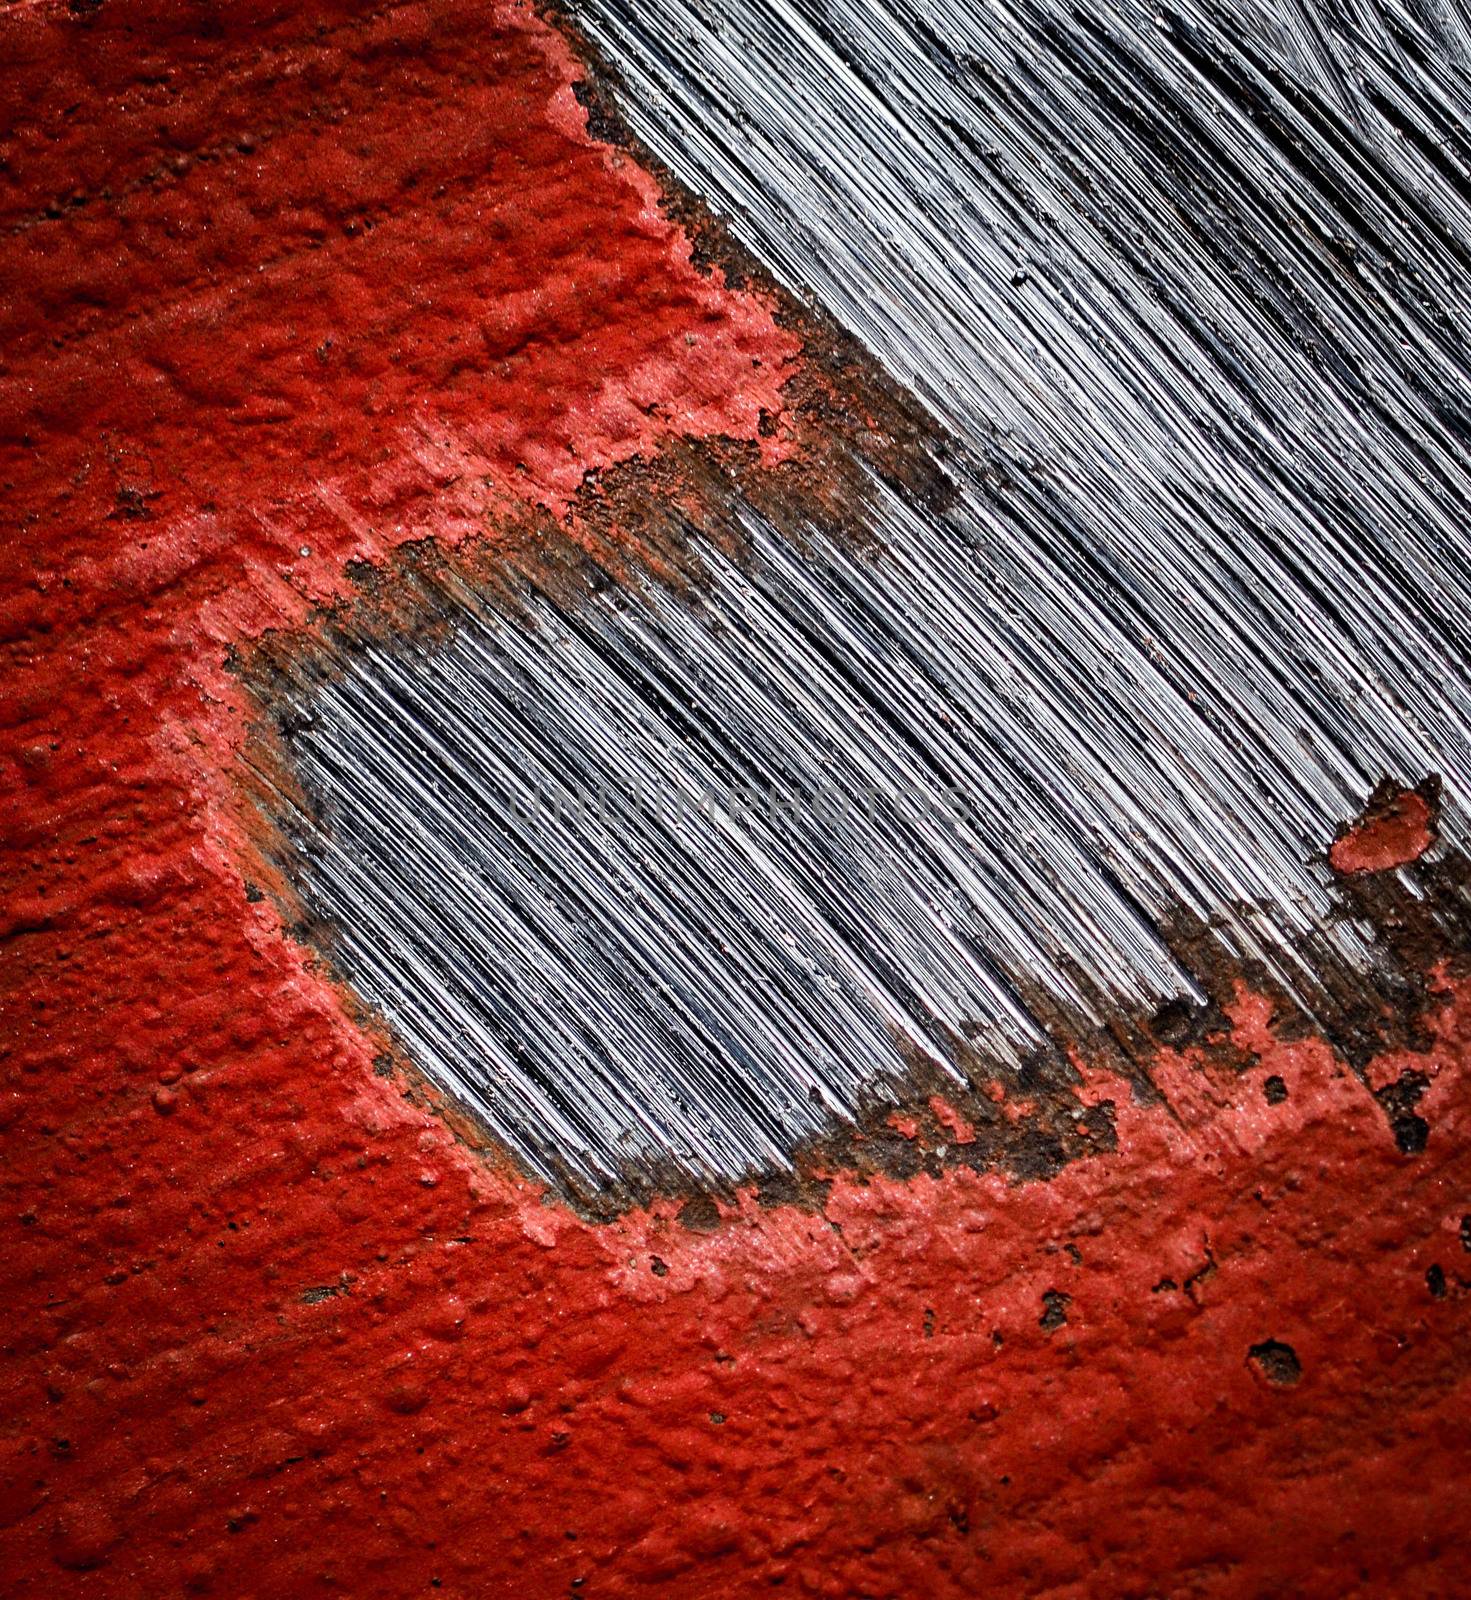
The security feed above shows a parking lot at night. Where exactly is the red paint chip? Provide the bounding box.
[1330,781,1438,875]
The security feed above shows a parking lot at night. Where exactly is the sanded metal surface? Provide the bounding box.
[279,0,1471,1195]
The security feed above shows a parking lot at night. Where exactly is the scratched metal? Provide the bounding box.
[285,0,1471,1194]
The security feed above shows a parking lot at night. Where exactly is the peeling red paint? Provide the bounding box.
[929,1096,977,1146]
[0,0,796,645]
[3,3,1471,1597]
[1330,783,1437,875]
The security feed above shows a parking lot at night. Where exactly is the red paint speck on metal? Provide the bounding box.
[2,3,1469,1596]
[1330,784,1437,876]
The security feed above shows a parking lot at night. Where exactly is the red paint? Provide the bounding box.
[2,4,1470,1596]
[1330,784,1436,875]
[0,0,796,646]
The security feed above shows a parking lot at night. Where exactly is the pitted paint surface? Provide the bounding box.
[1,1,1470,1596]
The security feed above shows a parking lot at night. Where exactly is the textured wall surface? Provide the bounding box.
[2,1,1470,1595]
